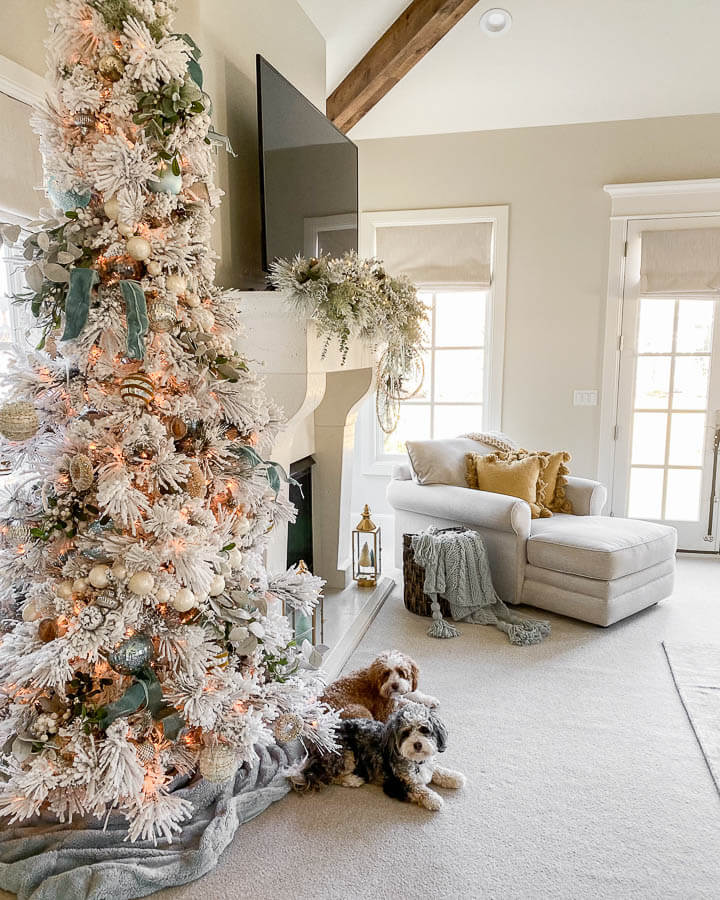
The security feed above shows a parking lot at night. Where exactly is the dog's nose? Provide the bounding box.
[391,682,399,691]
[413,741,423,752]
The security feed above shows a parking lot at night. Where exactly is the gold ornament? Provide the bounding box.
[69,453,94,491]
[168,416,188,440]
[148,300,177,333]
[273,713,303,743]
[120,373,155,407]
[185,460,206,498]
[199,744,238,783]
[0,401,39,441]
[6,523,31,546]
[135,742,155,765]
[355,504,377,532]
[38,618,59,643]
[99,53,125,81]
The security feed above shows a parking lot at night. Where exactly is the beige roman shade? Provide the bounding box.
[640,227,720,294]
[376,221,493,285]
[0,91,43,222]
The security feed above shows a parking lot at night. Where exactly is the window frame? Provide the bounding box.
[358,206,508,475]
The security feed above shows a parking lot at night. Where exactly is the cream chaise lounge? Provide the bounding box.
[387,438,677,627]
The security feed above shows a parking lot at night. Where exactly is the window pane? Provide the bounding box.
[634,356,671,409]
[637,298,675,353]
[434,349,483,402]
[665,469,702,521]
[668,412,705,466]
[627,467,664,519]
[434,405,483,439]
[631,412,667,465]
[676,299,714,353]
[434,291,486,347]
[672,356,711,410]
[382,404,431,455]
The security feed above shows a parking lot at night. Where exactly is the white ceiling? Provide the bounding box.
[298,0,720,140]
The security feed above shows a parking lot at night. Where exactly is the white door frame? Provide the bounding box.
[599,179,720,508]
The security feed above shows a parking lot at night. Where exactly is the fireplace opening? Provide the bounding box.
[287,455,315,571]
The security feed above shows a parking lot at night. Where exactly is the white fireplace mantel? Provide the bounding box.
[236,291,375,588]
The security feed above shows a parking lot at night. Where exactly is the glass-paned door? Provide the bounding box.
[613,217,720,550]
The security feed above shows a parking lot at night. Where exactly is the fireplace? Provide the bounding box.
[287,455,315,570]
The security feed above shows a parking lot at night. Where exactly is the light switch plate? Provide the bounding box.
[573,390,598,407]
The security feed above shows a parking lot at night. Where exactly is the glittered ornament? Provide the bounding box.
[165,273,187,295]
[37,618,59,643]
[46,176,91,212]
[108,634,154,674]
[89,565,111,589]
[168,416,188,440]
[6,523,31,546]
[148,300,177,333]
[78,606,104,631]
[120,373,155,407]
[148,168,183,196]
[56,580,74,600]
[185,461,206,499]
[199,744,238,783]
[103,196,120,220]
[135,742,155,764]
[0,401,39,441]
[69,454,94,491]
[273,713,303,743]
[98,53,125,81]
[126,236,152,261]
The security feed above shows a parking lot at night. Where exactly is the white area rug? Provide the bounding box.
[663,642,720,795]
[3,558,720,899]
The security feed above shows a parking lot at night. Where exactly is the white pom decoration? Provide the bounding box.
[165,273,187,294]
[128,571,155,595]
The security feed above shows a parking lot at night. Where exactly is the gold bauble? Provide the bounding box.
[69,453,94,491]
[185,460,206,498]
[273,713,303,744]
[148,300,177,333]
[98,53,125,82]
[135,742,155,765]
[199,744,238,783]
[38,618,59,643]
[168,416,188,440]
[0,402,39,441]
[120,373,155,407]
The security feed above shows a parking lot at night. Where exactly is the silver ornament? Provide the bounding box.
[96,590,120,610]
[108,634,154,674]
[273,713,303,744]
[148,300,177,333]
[199,744,238,783]
[77,606,104,631]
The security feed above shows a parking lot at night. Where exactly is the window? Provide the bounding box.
[381,287,488,455]
[358,206,508,471]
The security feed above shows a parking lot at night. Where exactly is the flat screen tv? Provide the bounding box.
[257,54,358,272]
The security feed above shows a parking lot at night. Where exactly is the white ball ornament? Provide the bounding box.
[22,599,43,622]
[172,588,196,612]
[103,196,120,220]
[89,564,111,589]
[56,580,74,600]
[117,221,135,238]
[126,236,152,261]
[146,260,162,276]
[209,574,226,597]
[128,571,155,596]
[156,586,170,604]
[72,577,88,594]
[165,273,187,295]
[111,561,127,581]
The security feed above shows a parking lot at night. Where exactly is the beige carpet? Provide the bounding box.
[6,558,720,899]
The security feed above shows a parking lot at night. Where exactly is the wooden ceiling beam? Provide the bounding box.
[327,0,482,134]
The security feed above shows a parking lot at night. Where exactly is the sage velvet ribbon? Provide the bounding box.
[121,279,150,360]
[98,666,184,739]
[60,267,99,342]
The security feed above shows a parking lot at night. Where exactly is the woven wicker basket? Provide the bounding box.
[402,528,466,618]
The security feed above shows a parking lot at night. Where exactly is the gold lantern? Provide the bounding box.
[352,505,381,588]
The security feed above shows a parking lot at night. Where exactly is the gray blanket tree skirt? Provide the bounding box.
[0,742,302,900]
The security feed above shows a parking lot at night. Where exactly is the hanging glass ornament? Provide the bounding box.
[148,167,183,196]
[69,453,94,491]
[148,299,177,333]
[73,112,97,134]
[108,634,154,674]
[0,401,39,441]
[168,416,188,440]
[37,618,59,643]
[98,53,125,81]
[199,744,238,783]
[96,590,120,610]
[120,373,155,407]
[273,713,303,744]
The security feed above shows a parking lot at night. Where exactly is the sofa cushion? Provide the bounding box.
[466,451,548,518]
[527,515,677,580]
[406,437,497,486]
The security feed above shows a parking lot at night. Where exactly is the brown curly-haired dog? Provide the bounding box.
[320,650,439,722]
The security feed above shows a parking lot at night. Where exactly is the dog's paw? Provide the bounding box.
[417,789,444,811]
[431,766,466,789]
[339,774,365,788]
[445,770,466,790]
[423,694,440,709]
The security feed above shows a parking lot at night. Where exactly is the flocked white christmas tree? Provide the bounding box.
[0,0,336,843]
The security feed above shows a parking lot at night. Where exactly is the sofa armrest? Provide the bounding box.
[386,480,531,538]
[392,462,413,481]
[564,475,607,516]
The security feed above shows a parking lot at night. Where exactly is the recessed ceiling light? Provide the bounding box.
[479,8,512,36]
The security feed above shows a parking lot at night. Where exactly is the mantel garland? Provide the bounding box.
[269,252,427,433]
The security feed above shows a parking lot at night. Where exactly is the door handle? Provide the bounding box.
[704,422,720,542]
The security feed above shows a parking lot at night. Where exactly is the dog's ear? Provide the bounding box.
[431,713,448,753]
[367,655,388,691]
[381,712,401,761]
[409,659,419,691]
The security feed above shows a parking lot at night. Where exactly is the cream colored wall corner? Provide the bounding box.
[356,113,720,479]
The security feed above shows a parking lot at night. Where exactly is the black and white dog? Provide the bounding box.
[295,702,465,810]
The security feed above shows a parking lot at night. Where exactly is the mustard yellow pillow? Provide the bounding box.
[496,449,573,514]
[465,452,549,519]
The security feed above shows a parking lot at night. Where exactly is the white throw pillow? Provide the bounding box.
[406,437,498,486]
